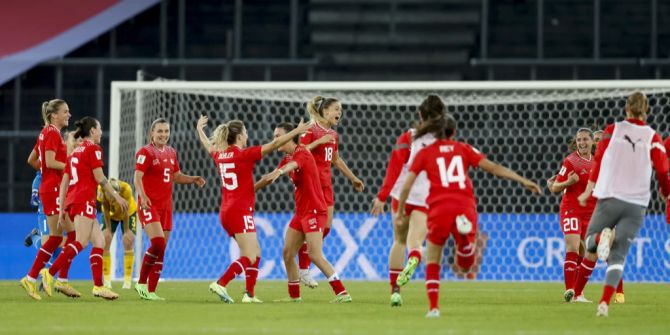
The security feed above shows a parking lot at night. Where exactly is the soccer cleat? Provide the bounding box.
[396,257,419,287]
[122,280,132,290]
[456,215,473,235]
[596,302,609,317]
[597,228,614,262]
[390,292,403,307]
[134,283,149,299]
[563,289,575,303]
[614,293,625,304]
[19,277,42,301]
[54,281,81,298]
[300,272,319,289]
[103,280,112,289]
[39,268,54,297]
[330,293,352,303]
[24,228,39,247]
[241,292,263,304]
[273,297,303,303]
[209,282,234,303]
[145,292,165,301]
[574,295,593,303]
[425,309,441,318]
[92,286,119,300]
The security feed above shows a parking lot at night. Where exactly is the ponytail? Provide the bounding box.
[41,99,67,126]
[307,96,338,124]
[211,120,245,149]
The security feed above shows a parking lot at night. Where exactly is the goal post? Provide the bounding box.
[108,80,670,282]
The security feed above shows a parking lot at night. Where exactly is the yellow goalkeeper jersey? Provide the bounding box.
[97,180,137,221]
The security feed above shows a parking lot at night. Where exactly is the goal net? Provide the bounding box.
[109,80,670,282]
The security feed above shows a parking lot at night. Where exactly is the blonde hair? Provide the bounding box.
[210,120,245,149]
[109,178,121,193]
[41,99,67,126]
[626,91,649,118]
[307,96,338,124]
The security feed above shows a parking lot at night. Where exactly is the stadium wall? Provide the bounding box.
[2,213,668,282]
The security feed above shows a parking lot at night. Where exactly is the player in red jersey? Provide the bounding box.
[20,99,75,300]
[39,117,128,300]
[397,113,541,318]
[134,118,205,300]
[196,115,309,303]
[577,92,670,317]
[255,123,352,303]
[296,96,365,288]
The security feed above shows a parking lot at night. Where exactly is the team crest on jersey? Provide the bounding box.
[95,151,102,160]
[137,155,146,164]
[152,159,160,165]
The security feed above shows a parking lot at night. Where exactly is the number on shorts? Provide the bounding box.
[69,157,79,185]
[563,217,579,232]
[218,163,238,190]
[142,208,153,221]
[86,202,95,215]
[436,156,466,189]
[325,147,333,162]
[243,216,255,230]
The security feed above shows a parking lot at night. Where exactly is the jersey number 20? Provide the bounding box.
[436,156,466,189]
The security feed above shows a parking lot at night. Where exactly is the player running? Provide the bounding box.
[196,115,309,304]
[297,96,365,288]
[255,122,352,303]
[134,118,205,301]
[577,91,670,317]
[397,113,542,318]
[98,178,137,289]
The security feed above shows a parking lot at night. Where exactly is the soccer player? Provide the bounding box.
[41,117,129,300]
[370,95,444,306]
[196,115,309,303]
[297,96,365,288]
[20,99,75,300]
[97,178,137,289]
[577,91,670,317]
[134,118,205,301]
[397,113,541,318]
[255,122,352,303]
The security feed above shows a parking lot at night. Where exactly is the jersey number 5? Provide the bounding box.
[219,163,238,190]
[436,156,466,189]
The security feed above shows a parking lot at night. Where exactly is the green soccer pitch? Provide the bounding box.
[1,280,667,335]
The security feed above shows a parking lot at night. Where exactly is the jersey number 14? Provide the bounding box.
[436,156,466,189]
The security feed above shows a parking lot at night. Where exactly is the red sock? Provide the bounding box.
[148,253,164,292]
[323,227,330,239]
[328,275,346,296]
[49,241,83,276]
[574,258,596,297]
[616,279,624,294]
[426,262,441,310]
[600,285,616,305]
[90,247,104,287]
[245,257,260,296]
[408,249,422,264]
[58,231,77,280]
[218,257,251,287]
[298,243,310,270]
[27,235,63,279]
[563,252,579,290]
[288,280,300,298]
[139,237,166,285]
[577,255,583,267]
[390,268,402,293]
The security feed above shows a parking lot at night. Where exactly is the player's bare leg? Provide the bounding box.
[397,210,427,287]
[304,231,351,303]
[389,209,408,306]
[300,207,334,288]
[277,228,306,302]
[425,240,444,318]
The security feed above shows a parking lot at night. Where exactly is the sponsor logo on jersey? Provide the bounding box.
[95,151,102,160]
[137,155,146,164]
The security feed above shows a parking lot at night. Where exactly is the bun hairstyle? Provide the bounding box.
[41,99,67,126]
[275,122,299,144]
[210,120,245,149]
[73,117,99,139]
[626,91,649,118]
[307,96,339,124]
[414,95,455,139]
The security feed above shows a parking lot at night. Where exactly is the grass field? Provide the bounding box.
[0,280,667,335]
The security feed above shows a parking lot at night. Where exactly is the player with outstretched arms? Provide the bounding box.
[255,122,352,303]
[397,113,541,318]
[196,115,309,303]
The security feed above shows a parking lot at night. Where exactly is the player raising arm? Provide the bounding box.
[197,115,309,303]
[397,113,541,318]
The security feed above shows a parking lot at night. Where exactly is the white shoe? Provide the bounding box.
[425,309,441,318]
[122,281,132,289]
[208,282,234,303]
[103,280,112,289]
[456,215,473,235]
[596,302,608,317]
[564,289,575,302]
[574,295,593,303]
[597,228,613,262]
[300,271,318,289]
[241,292,263,303]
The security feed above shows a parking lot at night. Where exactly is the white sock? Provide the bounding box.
[328,273,340,282]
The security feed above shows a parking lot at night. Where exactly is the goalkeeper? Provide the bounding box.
[97,178,137,289]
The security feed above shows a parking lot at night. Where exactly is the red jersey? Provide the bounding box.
[409,139,485,209]
[299,122,338,186]
[211,145,262,212]
[65,140,104,205]
[555,151,596,214]
[35,124,67,193]
[376,130,412,202]
[135,144,180,209]
[279,146,327,214]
